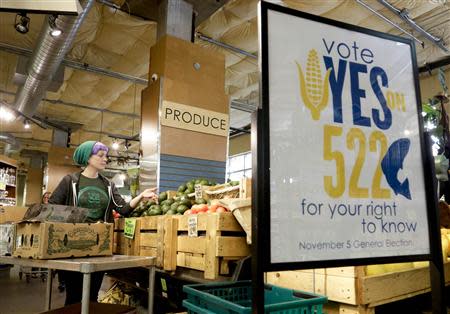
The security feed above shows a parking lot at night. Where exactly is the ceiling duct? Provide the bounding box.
[14,0,95,117]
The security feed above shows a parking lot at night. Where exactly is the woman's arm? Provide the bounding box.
[129,188,158,209]
[48,175,70,205]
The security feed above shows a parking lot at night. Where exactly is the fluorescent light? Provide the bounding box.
[119,173,126,181]
[24,120,30,129]
[0,106,15,121]
[112,141,119,150]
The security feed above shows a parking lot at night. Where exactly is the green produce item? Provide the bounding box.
[166,209,177,215]
[170,202,180,211]
[208,180,216,186]
[158,192,167,202]
[178,184,187,192]
[161,204,171,213]
[230,180,240,186]
[165,199,174,205]
[195,198,207,205]
[186,182,194,190]
[195,179,201,184]
[148,210,158,216]
[176,192,184,197]
[153,207,162,215]
[180,199,191,207]
[177,204,188,214]
[141,211,149,217]
[186,187,194,194]
[131,212,140,217]
[200,179,209,186]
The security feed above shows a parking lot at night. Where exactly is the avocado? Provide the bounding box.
[178,184,187,192]
[180,199,191,207]
[195,179,201,184]
[186,182,194,190]
[141,211,149,217]
[200,179,209,186]
[177,204,188,214]
[161,204,171,213]
[195,198,207,205]
[161,199,174,206]
[158,192,167,203]
[176,192,184,197]
[166,209,177,215]
[170,202,180,211]
[186,187,194,194]
[230,180,240,186]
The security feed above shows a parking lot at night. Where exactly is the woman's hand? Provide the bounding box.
[130,187,158,209]
[140,188,158,202]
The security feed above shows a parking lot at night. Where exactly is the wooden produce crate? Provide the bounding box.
[164,212,250,280]
[267,260,450,314]
[114,216,167,268]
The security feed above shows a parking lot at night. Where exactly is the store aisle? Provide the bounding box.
[0,266,65,313]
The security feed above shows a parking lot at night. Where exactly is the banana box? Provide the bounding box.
[13,221,113,259]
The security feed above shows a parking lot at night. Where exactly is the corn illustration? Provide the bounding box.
[296,49,331,120]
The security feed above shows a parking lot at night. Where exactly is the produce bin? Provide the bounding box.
[183,280,327,314]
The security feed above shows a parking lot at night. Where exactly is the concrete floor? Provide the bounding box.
[0,266,65,313]
[0,266,149,314]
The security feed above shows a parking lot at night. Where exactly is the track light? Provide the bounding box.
[24,120,30,129]
[0,106,15,122]
[48,15,63,37]
[14,13,30,34]
[112,140,119,150]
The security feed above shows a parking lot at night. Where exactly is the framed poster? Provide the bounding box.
[257,1,435,270]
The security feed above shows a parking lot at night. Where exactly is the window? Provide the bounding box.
[227,152,252,181]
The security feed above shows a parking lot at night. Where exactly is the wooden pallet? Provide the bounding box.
[113,216,167,268]
[267,261,450,314]
[164,212,250,279]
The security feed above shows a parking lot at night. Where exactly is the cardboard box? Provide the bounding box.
[13,221,113,259]
[0,224,15,256]
[0,206,28,223]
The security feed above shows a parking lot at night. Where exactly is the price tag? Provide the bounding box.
[124,218,137,239]
[194,184,203,200]
[188,216,198,237]
[161,278,168,291]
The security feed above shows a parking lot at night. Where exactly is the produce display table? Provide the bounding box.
[0,255,156,314]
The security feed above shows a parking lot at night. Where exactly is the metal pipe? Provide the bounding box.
[230,100,258,113]
[355,0,424,46]
[0,89,140,118]
[0,42,148,85]
[14,0,96,116]
[81,273,91,314]
[195,32,257,59]
[377,0,448,52]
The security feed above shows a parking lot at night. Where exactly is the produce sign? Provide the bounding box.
[161,100,229,137]
[259,3,434,268]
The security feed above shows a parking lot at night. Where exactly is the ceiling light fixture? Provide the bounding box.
[0,106,15,122]
[24,119,30,129]
[14,13,30,34]
[48,15,63,37]
[112,140,119,150]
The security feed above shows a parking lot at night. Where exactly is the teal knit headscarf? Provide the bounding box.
[73,141,96,166]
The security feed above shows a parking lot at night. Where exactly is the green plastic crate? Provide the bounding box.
[183,280,327,314]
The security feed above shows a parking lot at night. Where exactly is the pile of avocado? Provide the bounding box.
[128,178,215,217]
